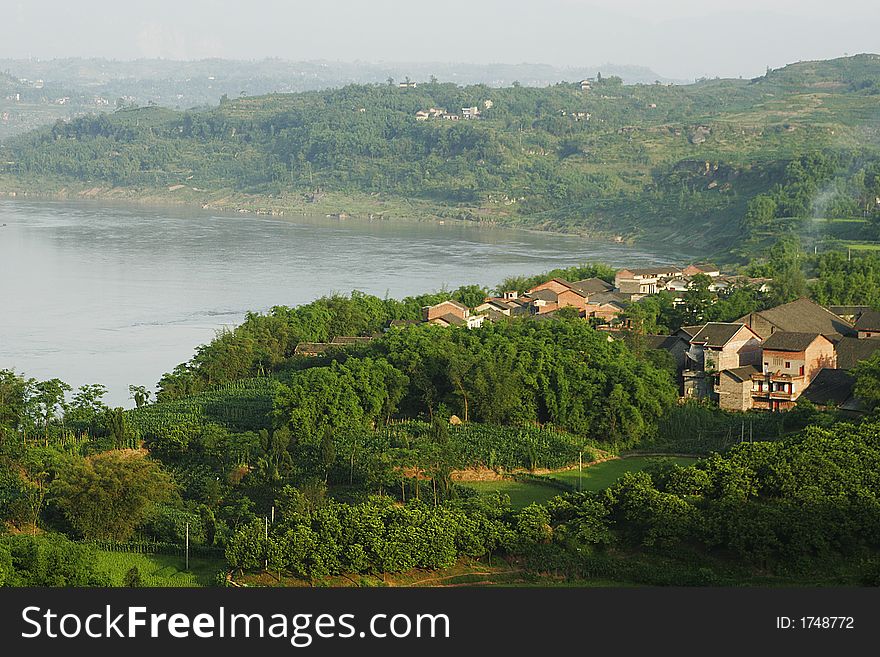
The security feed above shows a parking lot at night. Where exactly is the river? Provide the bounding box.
[0,199,690,405]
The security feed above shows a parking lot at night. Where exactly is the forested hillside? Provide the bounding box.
[1,55,879,256]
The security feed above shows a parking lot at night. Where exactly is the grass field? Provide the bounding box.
[464,480,562,509]
[464,456,699,508]
[95,550,224,587]
[552,456,699,492]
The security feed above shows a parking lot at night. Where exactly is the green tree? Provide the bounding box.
[52,451,174,540]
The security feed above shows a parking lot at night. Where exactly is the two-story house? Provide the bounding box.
[750,332,836,411]
[682,323,762,399]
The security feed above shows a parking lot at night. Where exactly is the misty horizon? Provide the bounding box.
[2,0,878,81]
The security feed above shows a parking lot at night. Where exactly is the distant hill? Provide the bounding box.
[1,55,879,260]
[0,58,674,121]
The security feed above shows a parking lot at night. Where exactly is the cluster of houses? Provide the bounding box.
[290,261,880,417]
[406,263,769,332]
[613,264,771,299]
[414,102,489,122]
[637,298,880,414]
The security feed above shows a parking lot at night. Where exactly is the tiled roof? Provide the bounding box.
[835,336,880,370]
[723,364,760,382]
[829,305,871,318]
[690,322,752,348]
[569,277,614,295]
[677,325,704,338]
[330,336,373,345]
[527,288,559,302]
[432,313,466,326]
[854,309,880,331]
[294,342,335,355]
[761,331,825,352]
[588,291,631,306]
[801,368,860,409]
[738,298,854,339]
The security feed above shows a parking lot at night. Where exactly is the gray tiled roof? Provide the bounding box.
[854,309,880,331]
[761,331,825,352]
[738,298,854,339]
[690,322,751,348]
[835,336,880,370]
[722,365,760,382]
[569,277,614,295]
[801,368,860,409]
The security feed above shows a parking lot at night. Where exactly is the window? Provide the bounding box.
[785,361,791,369]
[799,365,804,376]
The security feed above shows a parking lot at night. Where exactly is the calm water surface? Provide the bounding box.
[0,200,690,405]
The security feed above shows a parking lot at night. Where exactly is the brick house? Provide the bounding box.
[527,278,590,310]
[422,300,484,328]
[717,365,761,411]
[751,332,836,411]
[682,323,762,400]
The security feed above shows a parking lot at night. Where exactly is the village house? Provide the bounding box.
[682,323,762,400]
[716,365,762,412]
[330,336,374,346]
[715,331,836,412]
[461,106,481,119]
[526,278,590,310]
[614,266,682,296]
[736,297,854,341]
[583,292,630,324]
[854,309,880,338]
[293,342,335,357]
[415,110,430,121]
[750,332,836,411]
[422,299,484,329]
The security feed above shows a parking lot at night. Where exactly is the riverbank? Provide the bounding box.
[0,174,638,245]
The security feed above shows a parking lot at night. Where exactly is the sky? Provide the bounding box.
[1,0,877,80]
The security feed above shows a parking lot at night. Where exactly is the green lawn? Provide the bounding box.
[464,480,563,509]
[464,456,699,508]
[552,456,698,491]
[95,550,224,587]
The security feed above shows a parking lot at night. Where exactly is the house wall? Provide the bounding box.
[762,340,835,381]
[804,339,836,379]
[717,375,752,411]
[588,304,623,322]
[426,301,468,321]
[556,289,587,309]
[683,371,713,399]
[741,313,776,340]
[700,328,761,371]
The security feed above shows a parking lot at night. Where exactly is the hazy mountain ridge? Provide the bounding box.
[1,55,879,259]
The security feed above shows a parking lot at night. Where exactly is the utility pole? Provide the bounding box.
[264,517,269,571]
[185,522,189,571]
[578,450,583,492]
[741,421,744,443]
